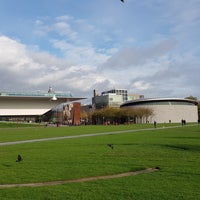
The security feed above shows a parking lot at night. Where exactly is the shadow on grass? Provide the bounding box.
[2,163,12,167]
[162,144,200,152]
[165,136,200,140]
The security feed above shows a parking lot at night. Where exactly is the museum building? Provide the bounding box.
[120,98,198,123]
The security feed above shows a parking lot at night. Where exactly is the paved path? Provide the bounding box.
[0,124,197,146]
[0,167,159,188]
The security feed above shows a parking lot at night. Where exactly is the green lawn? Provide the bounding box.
[0,124,199,199]
[0,122,41,128]
[0,122,189,143]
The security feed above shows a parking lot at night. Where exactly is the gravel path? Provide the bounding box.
[0,167,159,188]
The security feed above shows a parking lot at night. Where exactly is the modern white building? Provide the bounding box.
[92,89,128,109]
[92,93,123,109]
[0,90,85,117]
[120,98,198,123]
[102,89,128,102]
[128,94,144,100]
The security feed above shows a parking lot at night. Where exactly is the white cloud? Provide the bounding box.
[52,22,77,39]
[132,81,152,90]
[34,17,77,40]
[1,25,200,100]
[0,36,41,73]
[55,15,73,22]
[101,39,176,70]
[0,35,111,98]
[51,39,109,66]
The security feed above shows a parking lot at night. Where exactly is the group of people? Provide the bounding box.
[181,119,187,126]
[154,119,188,128]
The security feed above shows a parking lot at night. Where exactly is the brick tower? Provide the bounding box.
[72,102,81,125]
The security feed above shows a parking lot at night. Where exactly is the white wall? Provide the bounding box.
[135,104,198,123]
[0,97,68,116]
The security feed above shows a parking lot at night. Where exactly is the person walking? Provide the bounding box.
[154,121,157,128]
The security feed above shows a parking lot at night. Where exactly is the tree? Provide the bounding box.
[92,107,120,124]
[185,96,197,101]
[142,108,153,123]
[80,111,88,124]
[92,106,153,125]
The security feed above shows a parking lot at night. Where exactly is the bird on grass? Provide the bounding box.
[16,154,23,162]
[107,144,114,149]
[155,166,160,170]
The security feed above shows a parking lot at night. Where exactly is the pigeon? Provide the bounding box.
[155,166,160,170]
[107,144,114,149]
[16,154,23,162]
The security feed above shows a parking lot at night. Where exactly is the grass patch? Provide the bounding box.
[0,124,199,199]
[0,122,41,128]
[0,123,191,143]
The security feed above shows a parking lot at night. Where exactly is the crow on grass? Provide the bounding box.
[107,144,114,149]
[16,154,23,162]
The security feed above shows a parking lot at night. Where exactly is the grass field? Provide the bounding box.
[0,123,199,199]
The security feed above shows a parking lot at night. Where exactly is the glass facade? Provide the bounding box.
[93,93,123,109]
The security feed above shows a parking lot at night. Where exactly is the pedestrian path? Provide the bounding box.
[0,167,159,188]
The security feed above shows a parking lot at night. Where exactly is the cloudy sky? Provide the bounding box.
[0,0,200,103]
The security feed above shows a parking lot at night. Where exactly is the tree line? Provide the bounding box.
[81,107,153,125]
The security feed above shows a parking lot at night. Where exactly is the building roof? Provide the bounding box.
[0,91,85,101]
[0,91,71,97]
[120,98,198,107]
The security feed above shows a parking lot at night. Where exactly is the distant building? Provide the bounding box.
[92,89,127,109]
[128,94,144,100]
[0,88,85,122]
[92,92,123,109]
[121,98,198,123]
[92,89,144,109]
[102,89,128,102]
